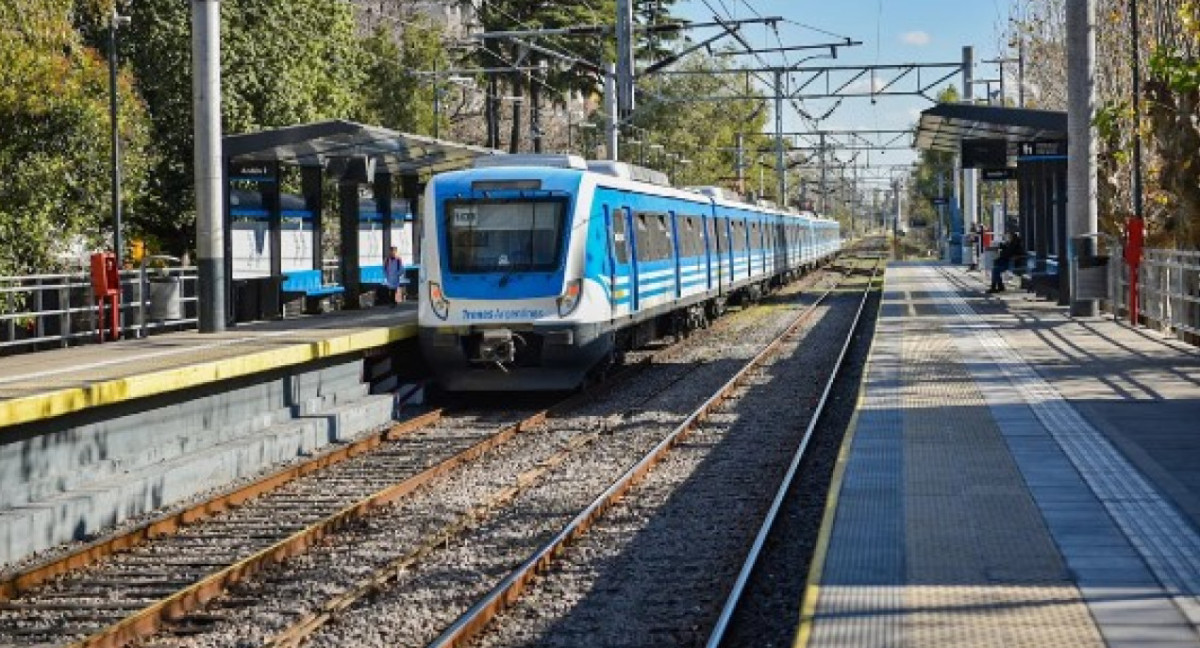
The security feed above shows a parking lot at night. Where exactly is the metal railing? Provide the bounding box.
[1109,248,1200,339]
[0,265,199,354]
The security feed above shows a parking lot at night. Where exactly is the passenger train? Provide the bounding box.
[418,154,841,391]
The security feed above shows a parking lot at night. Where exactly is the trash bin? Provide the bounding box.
[234,279,259,323]
[147,275,182,320]
[1076,254,1110,299]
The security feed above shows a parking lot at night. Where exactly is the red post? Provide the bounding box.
[1125,217,1144,326]
[90,252,121,342]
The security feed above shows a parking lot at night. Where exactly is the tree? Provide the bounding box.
[475,0,617,152]
[1009,0,1200,248]
[358,17,444,135]
[909,86,960,238]
[629,52,769,194]
[0,0,154,277]
[73,0,366,255]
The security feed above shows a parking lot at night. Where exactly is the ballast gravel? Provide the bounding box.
[143,270,844,648]
[474,269,874,648]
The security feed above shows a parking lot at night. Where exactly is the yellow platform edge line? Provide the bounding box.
[793,262,889,648]
[0,323,418,431]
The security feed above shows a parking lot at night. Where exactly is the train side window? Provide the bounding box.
[683,216,698,257]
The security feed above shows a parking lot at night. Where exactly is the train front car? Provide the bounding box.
[418,155,607,391]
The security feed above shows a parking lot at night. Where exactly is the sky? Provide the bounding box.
[672,0,1014,178]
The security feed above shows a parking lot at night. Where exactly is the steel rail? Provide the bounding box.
[62,409,554,648]
[261,356,728,646]
[426,258,864,648]
[0,410,444,601]
[34,360,650,648]
[704,256,882,647]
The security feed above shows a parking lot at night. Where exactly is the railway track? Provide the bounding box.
[0,258,851,648]
[447,253,883,648]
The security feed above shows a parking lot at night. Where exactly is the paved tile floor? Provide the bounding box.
[803,262,1200,648]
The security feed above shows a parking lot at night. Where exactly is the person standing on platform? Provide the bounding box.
[989,232,1022,293]
[384,246,406,306]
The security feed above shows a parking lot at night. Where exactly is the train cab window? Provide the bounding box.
[445,198,566,273]
[611,208,629,264]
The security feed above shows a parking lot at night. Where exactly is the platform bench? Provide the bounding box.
[281,269,344,314]
[360,265,385,286]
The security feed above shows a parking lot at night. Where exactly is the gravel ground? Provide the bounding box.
[0,408,539,646]
[0,264,848,648]
[134,268,844,648]
[722,269,883,647]
[471,263,880,648]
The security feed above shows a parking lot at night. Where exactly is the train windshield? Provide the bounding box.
[444,199,567,274]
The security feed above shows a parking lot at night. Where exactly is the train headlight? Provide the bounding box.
[429,281,450,320]
[556,278,583,317]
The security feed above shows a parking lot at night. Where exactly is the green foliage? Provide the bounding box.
[629,52,769,193]
[0,0,154,277]
[634,0,682,63]
[1148,49,1200,94]
[476,0,617,151]
[358,19,443,135]
[73,0,366,254]
[909,86,958,224]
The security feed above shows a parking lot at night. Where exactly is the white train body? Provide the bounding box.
[418,155,841,391]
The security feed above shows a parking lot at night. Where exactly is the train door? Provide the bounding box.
[625,207,641,311]
[669,211,682,298]
[705,214,715,291]
[607,205,635,318]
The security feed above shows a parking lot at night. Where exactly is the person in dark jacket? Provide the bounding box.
[989,232,1023,293]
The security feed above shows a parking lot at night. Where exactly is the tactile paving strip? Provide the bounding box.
[808,266,1104,647]
[930,264,1200,641]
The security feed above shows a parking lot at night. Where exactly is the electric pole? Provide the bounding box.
[193,0,224,332]
[1067,0,1099,315]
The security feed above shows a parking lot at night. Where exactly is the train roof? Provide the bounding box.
[441,155,840,225]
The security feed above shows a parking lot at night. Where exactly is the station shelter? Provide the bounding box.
[915,103,1070,301]
[222,120,497,321]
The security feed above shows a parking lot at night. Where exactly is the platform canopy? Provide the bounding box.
[223,119,498,175]
[915,103,1067,153]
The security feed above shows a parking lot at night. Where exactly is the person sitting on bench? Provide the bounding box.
[989,232,1023,293]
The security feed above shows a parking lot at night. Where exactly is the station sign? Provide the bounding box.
[980,167,1016,181]
[1018,140,1067,159]
[930,197,949,206]
[961,139,1007,169]
[228,161,277,182]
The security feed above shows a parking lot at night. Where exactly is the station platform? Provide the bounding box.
[800,262,1200,647]
[0,306,417,431]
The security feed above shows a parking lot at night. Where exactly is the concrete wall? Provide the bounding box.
[0,352,399,567]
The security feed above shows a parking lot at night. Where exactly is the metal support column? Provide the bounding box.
[961,45,978,267]
[193,0,224,332]
[773,69,786,205]
[338,179,362,310]
[375,172,393,262]
[604,63,619,161]
[616,0,635,118]
[819,132,828,214]
[1068,0,1099,315]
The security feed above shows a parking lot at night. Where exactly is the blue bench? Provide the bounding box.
[281,269,344,297]
[361,265,385,286]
